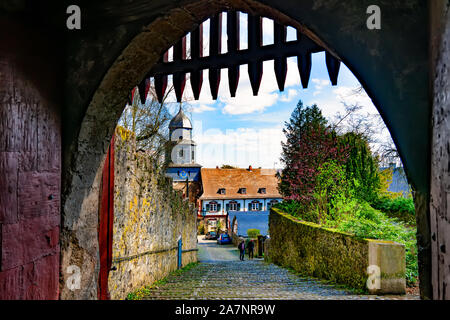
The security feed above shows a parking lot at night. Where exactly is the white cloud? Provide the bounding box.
[190,104,215,113]
[280,89,299,102]
[312,78,330,96]
[194,125,285,168]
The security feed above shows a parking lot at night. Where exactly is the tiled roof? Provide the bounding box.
[199,167,282,200]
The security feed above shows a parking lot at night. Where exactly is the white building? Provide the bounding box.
[198,166,283,232]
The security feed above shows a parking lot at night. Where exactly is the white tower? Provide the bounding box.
[169,106,197,165]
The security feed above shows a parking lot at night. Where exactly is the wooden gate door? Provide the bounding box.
[0,19,61,300]
[98,135,115,300]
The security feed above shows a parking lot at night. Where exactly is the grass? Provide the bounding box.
[126,262,199,300]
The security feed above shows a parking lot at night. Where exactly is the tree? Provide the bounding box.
[339,132,381,204]
[118,81,195,167]
[220,164,238,169]
[278,100,327,196]
[278,100,348,205]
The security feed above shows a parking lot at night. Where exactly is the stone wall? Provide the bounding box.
[268,208,406,294]
[107,128,197,299]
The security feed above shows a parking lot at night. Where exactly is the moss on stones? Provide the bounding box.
[269,208,369,290]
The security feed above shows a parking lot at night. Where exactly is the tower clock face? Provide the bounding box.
[179,170,188,179]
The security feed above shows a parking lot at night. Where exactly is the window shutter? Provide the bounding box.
[217,203,221,212]
[226,203,230,212]
[206,204,210,211]
[259,202,263,210]
[237,203,241,211]
[248,202,251,211]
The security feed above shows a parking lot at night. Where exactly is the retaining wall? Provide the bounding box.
[107,128,197,299]
[267,208,406,294]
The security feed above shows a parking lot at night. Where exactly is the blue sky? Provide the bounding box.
[163,14,390,168]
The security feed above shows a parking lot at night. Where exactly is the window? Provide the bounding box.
[219,188,226,195]
[179,149,184,157]
[259,188,266,194]
[209,201,218,212]
[239,188,247,194]
[229,201,238,211]
[250,201,261,211]
[192,150,194,161]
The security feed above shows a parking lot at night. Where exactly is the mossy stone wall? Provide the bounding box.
[108,128,197,299]
[268,208,369,290]
[268,208,406,293]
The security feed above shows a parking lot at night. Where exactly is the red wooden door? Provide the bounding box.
[0,18,61,300]
[98,135,115,300]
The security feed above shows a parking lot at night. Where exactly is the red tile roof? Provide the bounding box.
[199,167,282,200]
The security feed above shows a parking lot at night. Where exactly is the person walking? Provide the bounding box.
[248,239,254,260]
[238,240,245,261]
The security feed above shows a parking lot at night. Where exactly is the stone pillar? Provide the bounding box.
[368,241,406,295]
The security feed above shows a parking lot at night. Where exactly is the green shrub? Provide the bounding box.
[372,196,416,226]
[198,223,205,235]
[332,201,418,286]
[247,229,261,239]
[273,200,319,223]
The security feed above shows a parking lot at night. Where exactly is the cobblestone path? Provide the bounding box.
[142,238,419,300]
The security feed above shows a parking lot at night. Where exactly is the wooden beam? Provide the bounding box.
[208,13,222,100]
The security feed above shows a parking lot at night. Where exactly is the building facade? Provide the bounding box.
[198,167,283,233]
[165,108,283,234]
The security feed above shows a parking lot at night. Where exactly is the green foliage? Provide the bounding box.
[198,223,205,235]
[339,132,381,204]
[247,229,261,239]
[221,164,238,169]
[312,161,350,224]
[372,196,416,226]
[276,100,418,287]
[379,168,403,199]
[333,201,418,286]
[216,220,223,232]
[278,100,329,198]
[273,200,318,224]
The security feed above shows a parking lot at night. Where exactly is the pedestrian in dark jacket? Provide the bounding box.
[248,240,254,259]
[238,240,245,261]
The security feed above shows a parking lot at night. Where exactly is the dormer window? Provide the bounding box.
[239,188,247,194]
[218,188,226,195]
[259,188,266,194]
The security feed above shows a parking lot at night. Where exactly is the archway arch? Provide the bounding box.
[61,0,430,299]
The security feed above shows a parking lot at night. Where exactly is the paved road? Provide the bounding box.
[197,235,241,262]
[142,236,419,300]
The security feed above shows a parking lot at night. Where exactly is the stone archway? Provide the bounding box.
[61,0,431,299]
